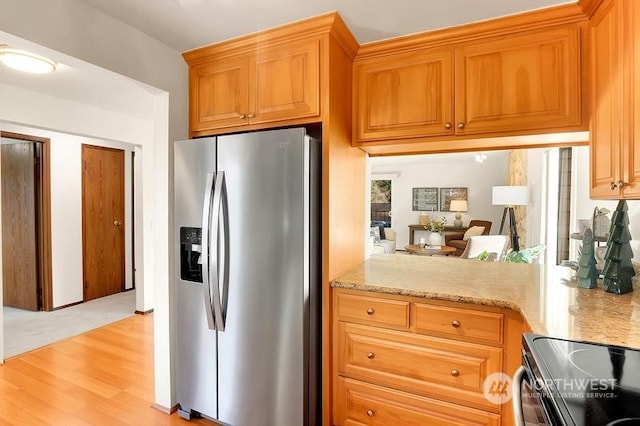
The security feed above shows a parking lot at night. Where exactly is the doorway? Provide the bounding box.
[82,144,125,301]
[0,132,52,312]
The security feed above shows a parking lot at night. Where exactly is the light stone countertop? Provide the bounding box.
[331,254,640,349]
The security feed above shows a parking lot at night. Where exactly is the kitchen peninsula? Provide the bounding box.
[331,254,640,425]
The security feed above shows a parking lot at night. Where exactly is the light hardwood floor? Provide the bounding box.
[0,313,214,425]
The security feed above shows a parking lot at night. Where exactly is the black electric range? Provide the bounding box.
[522,333,640,426]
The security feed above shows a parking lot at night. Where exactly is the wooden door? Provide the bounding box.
[455,26,582,136]
[189,55,250,132]
[354,48,453,142]
[1,141,39,310]
[82,145,125,301]
[250,37,320,125]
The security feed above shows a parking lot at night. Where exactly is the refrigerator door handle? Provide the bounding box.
[201,172,216,330]
[218,172,230,331]
[210,171,226,331]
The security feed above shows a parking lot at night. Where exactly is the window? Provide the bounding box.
[371,179,391,227]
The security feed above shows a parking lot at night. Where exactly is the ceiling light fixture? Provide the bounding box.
[0,46,56,74]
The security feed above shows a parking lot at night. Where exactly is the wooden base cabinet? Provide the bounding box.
[333,288,524,426]
[590,0,640,199]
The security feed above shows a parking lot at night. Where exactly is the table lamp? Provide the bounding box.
[449,199,468,227]
[492,186,528,252]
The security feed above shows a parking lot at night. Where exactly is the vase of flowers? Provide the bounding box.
[425,217,446,246]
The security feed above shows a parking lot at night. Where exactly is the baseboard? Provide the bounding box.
[152,403,178,414]
[135,308,154,315]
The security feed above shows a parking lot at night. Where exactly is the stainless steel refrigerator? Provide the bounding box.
[174,128,321,426]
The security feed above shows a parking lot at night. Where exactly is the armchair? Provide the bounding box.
[444,220,492,256]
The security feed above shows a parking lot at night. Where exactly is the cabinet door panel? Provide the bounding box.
[622,0,640,198]
[336,377,500,426]
[251,38,320,124]
[354,49,453,141]
[456,26,582,135]
[338,322,502,411]
[590,0,622,198]
[190,56,249,131]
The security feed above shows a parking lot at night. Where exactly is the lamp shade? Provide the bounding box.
[492,186,529,206]
[449,199,468,212]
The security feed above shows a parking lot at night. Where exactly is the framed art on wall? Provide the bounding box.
[440,187,467,211]
[412,187,438,211]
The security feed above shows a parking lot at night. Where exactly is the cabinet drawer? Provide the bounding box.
[336,293,410,329]
[413,303,503,344]
[337,322,502,410]
[336,377,500,426]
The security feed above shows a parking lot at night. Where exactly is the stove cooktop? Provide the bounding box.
[523,334,640,426]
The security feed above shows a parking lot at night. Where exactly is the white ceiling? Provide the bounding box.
[77,0,575,52]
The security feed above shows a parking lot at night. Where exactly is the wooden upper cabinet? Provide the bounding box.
[186,37,321,135]
[590,0,640,199]
[353,14,587,149]
[455,26,582,135]
[354,49,453,141]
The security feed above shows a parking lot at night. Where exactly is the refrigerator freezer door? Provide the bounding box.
[216,128,315,426]
[174,137,218,419]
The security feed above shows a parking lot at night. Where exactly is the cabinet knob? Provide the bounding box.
[248,113,255,118]
[238,114,246,119]
[451,320,461,328]
[366,308,375,315]
[618,180,628,188]
[451,369,460,377]
[457,122,465,130]
[610,181,618,190]
[444,122,452,130]
[366,410,375,417]
[367,352,375,359]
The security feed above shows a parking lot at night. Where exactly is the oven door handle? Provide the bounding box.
[512,366,526,426]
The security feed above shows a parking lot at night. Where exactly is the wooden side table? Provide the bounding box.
[404,244,457,256]
[407,225,468,245]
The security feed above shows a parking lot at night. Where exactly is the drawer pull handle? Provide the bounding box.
[367,352,375,359]
[366,308,375,315]
[451,320,461,328]
[366,410,375,417]
[451,369,460,377]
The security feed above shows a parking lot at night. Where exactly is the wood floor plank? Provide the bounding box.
[0,314,214,425]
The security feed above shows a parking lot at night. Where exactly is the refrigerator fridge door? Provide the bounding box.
[216,128,320,426]
[174,137,218,419]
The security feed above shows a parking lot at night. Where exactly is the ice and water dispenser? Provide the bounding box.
[180,227,202,283]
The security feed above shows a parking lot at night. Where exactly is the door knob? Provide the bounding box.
[113,220,122,226]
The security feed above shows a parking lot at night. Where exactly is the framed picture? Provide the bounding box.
[440,187,467,211]
[412,187,438,211]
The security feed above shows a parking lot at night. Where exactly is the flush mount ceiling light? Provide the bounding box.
[0,46,56,74]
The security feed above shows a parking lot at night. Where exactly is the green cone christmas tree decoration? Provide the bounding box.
[577,228,598,289]
[602,200,635,294]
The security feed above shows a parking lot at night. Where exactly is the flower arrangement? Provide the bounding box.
[425,216,446,232]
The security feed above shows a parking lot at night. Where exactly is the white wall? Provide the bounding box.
[0,0,186,409]
[370,152,511,248]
